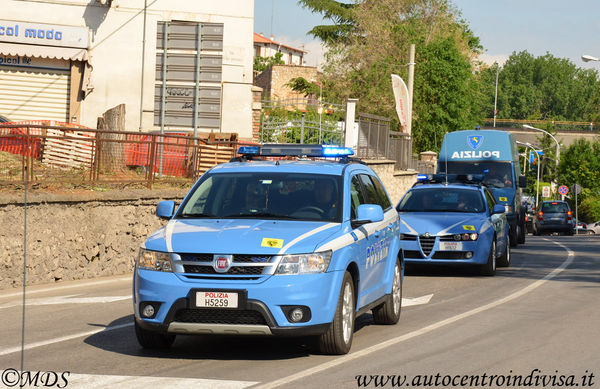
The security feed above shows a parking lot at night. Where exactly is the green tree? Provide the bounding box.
[309,0,486,152]
[297,0,357,43]
[285,77,321,97]
[558,138,600,213]
[254,52,284,73]
[480,51,600,121]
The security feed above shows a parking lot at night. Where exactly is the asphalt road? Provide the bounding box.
[0,235,598,389]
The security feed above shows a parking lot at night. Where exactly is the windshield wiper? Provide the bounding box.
[178,212,215,218]
[224,212,297,219]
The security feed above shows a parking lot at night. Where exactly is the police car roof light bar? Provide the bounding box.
[237,144,354,158]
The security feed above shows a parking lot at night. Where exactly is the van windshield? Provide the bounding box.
[439,161,513,188]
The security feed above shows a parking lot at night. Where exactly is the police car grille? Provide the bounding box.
[419,236,436,256]
[174,309,268,325]
[179,254,272,264]
[404,250,423,259]
[180,254,213,262]
[432,251,468,259]
[400,234,417,241]
[183,265,266,275]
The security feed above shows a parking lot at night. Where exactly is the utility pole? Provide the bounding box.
[493,64,499,128]
[407,44,415,162]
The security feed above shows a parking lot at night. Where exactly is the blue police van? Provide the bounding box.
[133,144,403,355]
[437,129,527,246]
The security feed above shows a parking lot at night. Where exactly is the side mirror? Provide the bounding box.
[492,204,506,215]
[518,175,527,188]
[353,204,384,228]
[156,201,175,219]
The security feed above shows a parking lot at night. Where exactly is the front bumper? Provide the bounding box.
[401,238,488,265]
[134,269,343,336]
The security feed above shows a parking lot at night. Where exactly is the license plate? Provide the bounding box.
[440,241,463,251]
[195,291,238,308]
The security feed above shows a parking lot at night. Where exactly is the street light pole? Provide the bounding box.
[493,64,500,128]
[523,124,560,187]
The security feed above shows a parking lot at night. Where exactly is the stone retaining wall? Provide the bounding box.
[0,190,186,290]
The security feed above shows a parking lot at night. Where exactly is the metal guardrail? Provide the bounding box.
[484,118,598,132]
[0,123,245,189]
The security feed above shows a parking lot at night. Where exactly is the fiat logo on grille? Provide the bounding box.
[213,255,233,273]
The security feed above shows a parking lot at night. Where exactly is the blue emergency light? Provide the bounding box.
[237,144,354,158]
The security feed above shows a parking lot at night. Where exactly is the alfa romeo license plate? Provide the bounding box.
[440,241,463,251]
[195,291,238,308]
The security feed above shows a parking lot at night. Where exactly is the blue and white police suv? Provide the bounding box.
[396,174,509,276]
[134,144,402,355]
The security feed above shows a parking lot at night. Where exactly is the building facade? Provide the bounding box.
[253,33,304,66]
[0,0,254,138]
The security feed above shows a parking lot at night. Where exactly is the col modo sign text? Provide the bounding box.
[0,20,88,48]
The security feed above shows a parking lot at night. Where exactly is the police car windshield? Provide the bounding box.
[439,161,513,188]
[178,172,342,222]
[397,188,485,213]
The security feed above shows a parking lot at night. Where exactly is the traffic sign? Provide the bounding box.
[558,185,569,196]
[573,184,582,195]
[542,186,551,198]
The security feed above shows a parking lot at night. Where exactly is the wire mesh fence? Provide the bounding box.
[0,122,244,188]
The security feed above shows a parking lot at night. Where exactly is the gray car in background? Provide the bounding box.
[533,200,574,236]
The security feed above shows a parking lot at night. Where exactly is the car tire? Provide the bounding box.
[510,225,518,247]
[517,221,526,244]
[497,235,510,267]
[372,260,402,325]
[317,271,355,355]
[480,239,496,276]
[134,320,175,349]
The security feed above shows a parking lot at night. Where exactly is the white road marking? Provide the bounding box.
[0,276,131,299]
[0,371,257,389]
[257,239,575,388]
[401,294,433,307]
[0,294,131,310]
[0,323,133,357]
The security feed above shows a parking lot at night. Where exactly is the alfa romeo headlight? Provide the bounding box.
[275,251,332,275]
[138,249,173,272]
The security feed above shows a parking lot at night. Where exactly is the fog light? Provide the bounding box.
[290,308,304,322]
[465,252,473,259]
[142,304,155,318]
[454,234,461,241]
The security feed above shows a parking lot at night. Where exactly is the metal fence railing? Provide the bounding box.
[484,118,598,132]
[0,123,245,188]
[260,116,344,145]
[356,113,391,159]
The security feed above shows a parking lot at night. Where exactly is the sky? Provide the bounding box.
[254,0,600,70]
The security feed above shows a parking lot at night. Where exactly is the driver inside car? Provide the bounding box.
[313,179,337,216]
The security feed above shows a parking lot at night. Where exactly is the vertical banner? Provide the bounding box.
[391,74,410,135]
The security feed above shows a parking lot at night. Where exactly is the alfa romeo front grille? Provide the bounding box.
[419,236,436,256]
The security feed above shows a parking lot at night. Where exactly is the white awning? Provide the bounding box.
[0,42,88,62]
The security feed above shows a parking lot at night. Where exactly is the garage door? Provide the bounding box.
[0,66,70,122]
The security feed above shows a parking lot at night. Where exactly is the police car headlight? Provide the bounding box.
[275,251,332,274]
[504,205,513,213]
[137,249,173,272]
